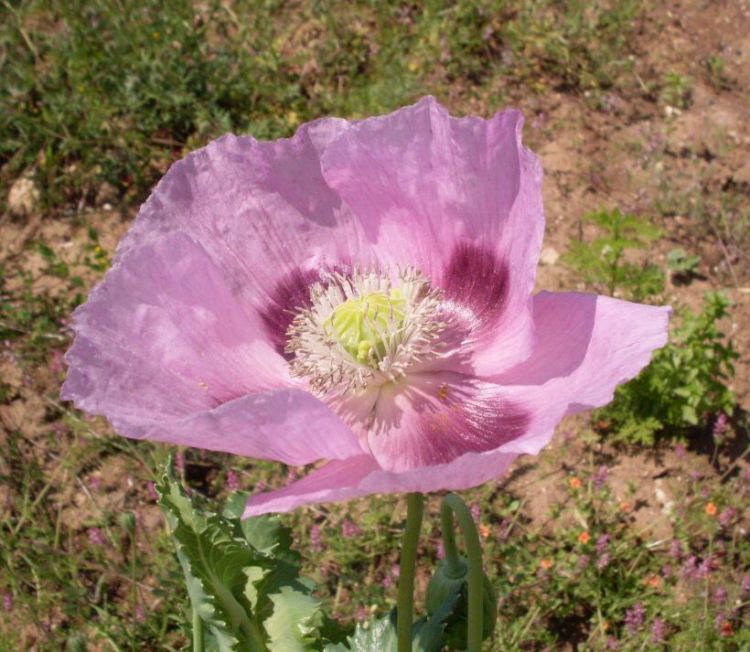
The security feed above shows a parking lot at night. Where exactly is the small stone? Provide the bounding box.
[540,246,560,266]
[7,175,40,217]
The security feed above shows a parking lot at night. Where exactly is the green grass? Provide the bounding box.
[1,0,643,207]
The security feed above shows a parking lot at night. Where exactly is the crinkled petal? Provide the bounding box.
[320,96,544,374]
[63,232,283,434]
[115,119,380,350]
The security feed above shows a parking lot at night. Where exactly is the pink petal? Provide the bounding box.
[321,96,543,374]
[145,388,363,464]
[492,292,671,413]
[116,120,377,350]
[359,371,530,472]
[244,443,529,517]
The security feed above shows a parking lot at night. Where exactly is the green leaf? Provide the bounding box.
[158,463,268,651]
[264,586,324,651]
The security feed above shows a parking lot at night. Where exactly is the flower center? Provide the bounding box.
[324,290,406,366]
[286,269,445,396]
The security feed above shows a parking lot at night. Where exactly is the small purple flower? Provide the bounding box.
[650,617,667,645]
[712,413,728,442]
[355,605,368,622]
[741,573,750,596]
[436,540,445,559]
[341,518,361,538]
[226,469,241,492]
[596,534,610,556]
[680,555,698,580]
[741,467,750,485]
[576,554,590,571]
[674,443,687,460]
[625,602,646,635]
[661,564,673,579]
[606,636,620,650]
[718,507,736,529]
[2,593,12,612]
[714,587,728,605]
[391,563,400,579]
[596,552,611,571]
[88,527,106,546]
[134,603,146,623]
[88,475,103,491]
[470,502,481,521]
[668,539,682,560]
[593,465,608,489]
[696,557,712,580]
[309,524,323,551]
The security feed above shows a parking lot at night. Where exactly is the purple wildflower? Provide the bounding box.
[650,618,667,645]
[718,507,736,529]
[436,541,445,559]
[226,469,242,492]
[712,413,728,442]
[341,518,361,538]
[625,602,646,635]
[577,554,590,571]
[88,527,106,546]
[593,465,608,489]
[696,557,712,580]
[714,587,728,605]
[309,524,323,551]
[668,539,682,560]
[674,443,687,460]
[391,563,400,579]
[596,533,610,556]
[661,564,673,579]
[2,593,12,612]
[596,552,611,571]
[741,573,750,596]
[355,605,368,622]
[470,502,481,521]
[606,636,620,650]
[61,98,670,516]
[680,555,698,580]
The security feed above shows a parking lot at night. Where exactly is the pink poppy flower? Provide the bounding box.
[61,97,669,516]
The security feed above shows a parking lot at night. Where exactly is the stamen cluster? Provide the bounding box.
[287,269,446,395]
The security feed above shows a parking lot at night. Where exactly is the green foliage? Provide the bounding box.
[666,247,700,278]
[563,207,664,301]
[159,463,460,651]
[1,0,643,206]
[595,293,738,445]
[158,461,341,651]
[660,71,692,109]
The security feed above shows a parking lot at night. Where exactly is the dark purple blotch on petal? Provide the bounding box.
[260,267,320,358]
[412,377,530,466]
[442,242,510,330]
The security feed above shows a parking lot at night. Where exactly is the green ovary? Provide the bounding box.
[325,290,406,366]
